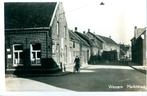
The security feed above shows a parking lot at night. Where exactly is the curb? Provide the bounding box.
[128,64,146,74]
[5,72,72,78]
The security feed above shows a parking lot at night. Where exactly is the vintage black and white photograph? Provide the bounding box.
[3,0,147,94]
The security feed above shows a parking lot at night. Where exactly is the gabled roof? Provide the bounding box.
[119,44,130,55]
[75,32,97,47]
[86,32,103,48]
[69,30,90,47]
[135,27,146,39]
[87,31,118,45]
[5,2,57,29]
[97,35,118,45]
[119,44,130,52]
[69,30,81,42]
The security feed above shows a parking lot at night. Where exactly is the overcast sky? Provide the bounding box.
[62,0,146,44]
[3,0,146,44]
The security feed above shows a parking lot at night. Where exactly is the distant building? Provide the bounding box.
[119,44,131,61]
[86,31,120,61]
[86,30,103,56]
[131,26,146,66]
[97,35,120,61]
[69,28,90,66]
[5,2,70,74]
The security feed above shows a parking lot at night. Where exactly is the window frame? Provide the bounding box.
[13,44,23,67]
[30,43,41,66]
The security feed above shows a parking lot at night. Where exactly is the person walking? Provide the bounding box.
[73,56,80,73]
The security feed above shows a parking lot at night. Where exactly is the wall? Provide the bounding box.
[103,43,120,60]
[81,45,90,65]
[5,30,49,70]
[143,31,146,66]
[85,33,100,56]
[50,2,70,66]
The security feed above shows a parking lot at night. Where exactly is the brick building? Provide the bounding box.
[5,2,69,74]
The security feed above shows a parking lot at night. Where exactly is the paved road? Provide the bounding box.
[6,65,147,91]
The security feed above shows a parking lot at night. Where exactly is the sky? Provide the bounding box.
[61,0,146,44]
[2,0,146,44]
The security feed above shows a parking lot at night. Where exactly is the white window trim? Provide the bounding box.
[13,44,23,67]
[30,44,41,66]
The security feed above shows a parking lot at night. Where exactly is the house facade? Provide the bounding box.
[86,30,103,56]
[86,31,120,61]
[69,28,90,66]
[5,2,69,74]
[96,35,120,61]
[131,26,146,66]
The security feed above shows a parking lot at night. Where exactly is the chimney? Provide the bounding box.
[88,29,90,32]
[75,27,78,32]
[109,36,111,38]
[134,26,137,38]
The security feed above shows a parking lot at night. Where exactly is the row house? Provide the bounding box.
[86,30,103,56]
[96,35,120,61]
[131,26,146,66]
[5,2,70,74]
[69,28,90,66]
[86,31,120,61]
[75,30,101,64]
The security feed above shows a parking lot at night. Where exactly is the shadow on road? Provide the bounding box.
[24,67,146,91]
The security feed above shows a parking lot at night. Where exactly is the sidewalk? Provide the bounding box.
[5,72,72,78]
[128,63,147,74]
[6,64,90,78]
[6,77,74,91]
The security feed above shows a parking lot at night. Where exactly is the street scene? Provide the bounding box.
[4,0,146,93]
[6,64,146,91]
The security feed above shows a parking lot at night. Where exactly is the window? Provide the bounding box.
[73,41,75,48]
[13,44,23,66]
[30,43,41,66]
[57,22,59,36]
[64,26,67,39]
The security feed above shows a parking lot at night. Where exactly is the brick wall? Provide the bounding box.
[5,30,50,70]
